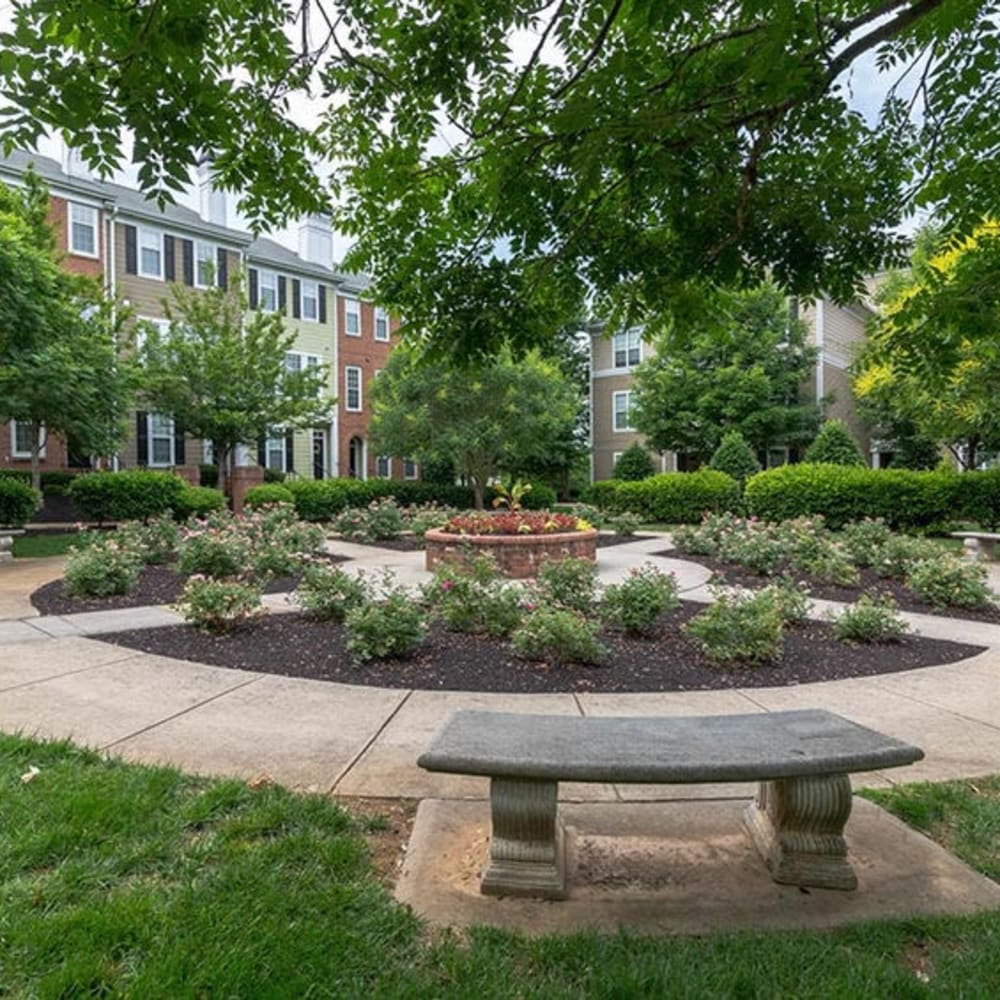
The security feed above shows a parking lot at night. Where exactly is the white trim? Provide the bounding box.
[612,390,634,432]
[11,421,45,459]
[194,240,216,288]
[345,365,363,411]
[68,201,99,258]
[265,431,287,474]
[301,279,319,322]
[403,457,418,480]
[815,297,825,406]
[613,328,642,369]
[344,297,361,336]
[348,436,367,480]
[147,412,175,467]
[258,269,278,312]
[138,226,163,279]
[376,454,391,478]
[374,307,389,341]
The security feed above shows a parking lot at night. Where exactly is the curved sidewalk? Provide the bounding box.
[2,537,1000,801]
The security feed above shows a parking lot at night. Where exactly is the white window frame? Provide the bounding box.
[135,316,171,352]
[195,240,215,288]
[301,279,319,322]
[374,307,389,341]
[68,202,98,258]
[345,365,363,412]
[258,269,278,312]
[265,432,287,474]
[403,458,418,480]
[147,413,175,467]
[376,455,391,478]
[11,421,45,459]
[344,298,361,336]
[613,390,634,432]
[138,226,163,279]
[613,329,641,369]
[612,451,623,467]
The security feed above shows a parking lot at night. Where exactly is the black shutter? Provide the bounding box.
[248,268,259,309]
[278,276,287,313]
[257,438,266,468]
[285,430,295,472]
[318,284,327,324]
[216,248,228,289]
[291,279,301,319]
[163,235,175,281]
[124,225,137,275]
[136,411,148,465]
[182,240,194,286]
[173,420,186,466]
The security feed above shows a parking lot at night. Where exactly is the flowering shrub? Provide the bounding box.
[832,594,909,644]
[535,557,598,613]
[295,562,366,621]
[607,511,644,537]
[717,525,786,576]
[510,608,605,666]
[601,564,679,635]
[345,572,428,662]
[907,556,996,609]
[840,518,894,566]
[177,521,251,579]
[757,578,813,624]
[334,498,406,541]
[422,555,523,636]
[685,588,785,664]
[403,502,460,538]
[175,576,263,633]
[870,535,941,579]
[669,511,744,557]
[115,514,180,565]
[64,538,142,597]
[441,511,582,535]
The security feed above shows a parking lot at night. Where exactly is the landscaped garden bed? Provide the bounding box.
[94,601,983,693]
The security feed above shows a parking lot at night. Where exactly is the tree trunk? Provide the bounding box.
[218,444,233,500]
[29,422,44,492]
[472,477,485,510]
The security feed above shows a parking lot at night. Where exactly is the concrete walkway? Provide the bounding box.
[3,535,1000,801]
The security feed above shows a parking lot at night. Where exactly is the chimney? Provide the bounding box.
[61,141,92,179]
[197,156,227,227]
[299,214,333,268]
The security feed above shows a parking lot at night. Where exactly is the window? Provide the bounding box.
[136,316,171,352]
[344,298,361,335]
[148,413,175,466]
[376,455,391,478]
[69,203,97,257]
[195,241,215,287]
[258,269,278,312]
[11,421,44,458]
[284,351,302,373]
[301,280,319,322]
[613,390,634,431]
[345,366,362,411]
[403,458,418,480]
[266,433,286,473]
[139,227,162,278]
[613,329,641,368]
[374,307,389,341]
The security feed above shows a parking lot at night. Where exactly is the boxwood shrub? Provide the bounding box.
[286,478,475,521]
[171,485,227,520]
[244,484,295,510]
[743,464,963,529]
[584,470,740,524]
[0,476,42,527]
[68,471,187,524]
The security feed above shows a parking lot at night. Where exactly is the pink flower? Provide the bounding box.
[441,580,454,591]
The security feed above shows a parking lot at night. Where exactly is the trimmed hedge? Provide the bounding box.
[244,484,295,509]
[0,469,77,495]
[743,464,967,529]
[0,476,42,527]
[286,478,476,521]
[172,485,227,520]
[584,470,740,524]
[68,471,186,524]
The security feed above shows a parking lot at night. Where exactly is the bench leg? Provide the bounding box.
[743,773,857,891]
[963,537,984,562]
[480,777,565,899]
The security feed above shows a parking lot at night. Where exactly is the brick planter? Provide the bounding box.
[424,528,598,579]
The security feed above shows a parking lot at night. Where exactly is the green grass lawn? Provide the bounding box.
[12,532,78,558]
[3,733,1000,997]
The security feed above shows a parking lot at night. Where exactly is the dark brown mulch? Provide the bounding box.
[92,602,984,694]
[30,554,348,617]
[657,551,1000,624]
[335,532,656,553]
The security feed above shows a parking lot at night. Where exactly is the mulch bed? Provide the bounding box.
[336,532,655,553]
[658,551,1000,624]
[30,554,348,616]
[92,601,984,694]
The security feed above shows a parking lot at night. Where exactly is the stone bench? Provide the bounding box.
[418,709,923,899]
[952,531,1000,561]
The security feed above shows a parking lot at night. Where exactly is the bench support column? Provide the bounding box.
[744,773,857,891]
[481,777,565,899]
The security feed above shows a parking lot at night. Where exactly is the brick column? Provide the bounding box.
[230,466,264,514]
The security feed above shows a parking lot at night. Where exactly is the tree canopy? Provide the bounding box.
[0,174,136,487]
[4,2,1000,356]
[368,344,582,508]
[139,278,332,492]
[854,223,1000,468]
[632,283,820,463]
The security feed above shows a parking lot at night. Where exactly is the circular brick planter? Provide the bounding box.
[424,527,598,579]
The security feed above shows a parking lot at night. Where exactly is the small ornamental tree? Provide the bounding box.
[612,444,655,481]
[709,430,761,489]
[805,420,867,467]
